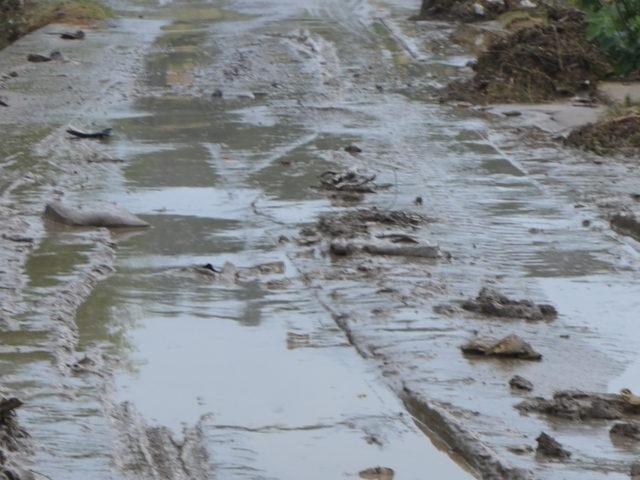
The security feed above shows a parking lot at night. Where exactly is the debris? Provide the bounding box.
[444,8,611,103]
[211,89,223,98]
[27,54,52,63]
[66,126,113,139]
[461,287,557,321]
[415,196,423,205]
[536,432,570,459]
[503,110,522,117]
[566,115,640,156]
[610,422,640,441]
[345,144,362,154]
[509,375,533,391]
[60,30,85,40]
[319,169,388,193]
[516,390,634,420]
[44,201,150,228]
[461,334,542,360]
[359,466,394,480]
[316,208,426,238]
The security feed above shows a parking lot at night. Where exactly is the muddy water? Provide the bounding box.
[3,0,640,478]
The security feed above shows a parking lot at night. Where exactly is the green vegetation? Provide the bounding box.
[577,0,640,75]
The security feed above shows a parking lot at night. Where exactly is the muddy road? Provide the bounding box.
[1,0,640,479]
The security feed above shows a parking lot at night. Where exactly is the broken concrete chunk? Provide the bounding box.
[44,201,149,228]
[510,375,533,391]
[462,334,542,360]
[610,422,640,441]
[462,287,557,321]
[536,432,570,459]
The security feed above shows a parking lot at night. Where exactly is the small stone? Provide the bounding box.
[415,196,423,205]
[509,375,533,391]
[582,219,591,227]
[330,240,355,256]
[359,466,394,480]
[211,89,223,98]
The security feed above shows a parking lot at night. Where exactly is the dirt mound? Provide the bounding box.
[415,0,511,21]
[445,8,612,103]
[566,115,640,156]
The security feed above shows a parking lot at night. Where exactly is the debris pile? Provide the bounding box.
[462,287,557,320]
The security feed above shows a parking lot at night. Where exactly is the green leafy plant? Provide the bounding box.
[576,0,640,74]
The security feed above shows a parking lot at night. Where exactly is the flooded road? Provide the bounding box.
[2,0,640,478]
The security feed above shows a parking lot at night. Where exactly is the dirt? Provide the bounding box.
[315,208,427,239]
[444,8,612,103]
[566,114,640,156]
[516,390,637,420]
[414,0,511,22]
[461,287,557,320]
[510,375,533,391]
[535,432,570,460]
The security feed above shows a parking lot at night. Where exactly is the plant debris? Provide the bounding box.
[444,8,612,103]
[566,114,640,156]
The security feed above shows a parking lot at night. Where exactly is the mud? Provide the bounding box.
[444,8,611,103]
[566,115,640,156]
[461,287,557,320]
[516,390,638,420]
[3,0,640,478]
[535,432,570,460]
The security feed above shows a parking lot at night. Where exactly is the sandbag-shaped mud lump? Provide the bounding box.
[44,201,149,228]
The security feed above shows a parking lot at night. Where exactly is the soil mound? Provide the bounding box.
[415,0,511,21]
[445,8,612,103]
[566,114,640,156]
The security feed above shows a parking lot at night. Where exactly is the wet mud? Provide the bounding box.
[2,0,640,478]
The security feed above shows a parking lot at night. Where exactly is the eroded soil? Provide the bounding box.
[1,0,640,479]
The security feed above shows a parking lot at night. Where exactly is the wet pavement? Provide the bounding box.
[2,0,640,479]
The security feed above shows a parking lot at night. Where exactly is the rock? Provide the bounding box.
[48,50,63,61]
[44,201,149,228]
[503,110,522,117]
[461,287,557,321]
[415,196,423,205]
[359,466,394,480]
[461,334,542,360]
[611,422,640,440]
[0,98,8,107]
[516,390,629,420]
[0,398,21,417]
[211,89,223,98]
[509,375,533,391]
[345,144,363,154]
[536,432,570,459]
